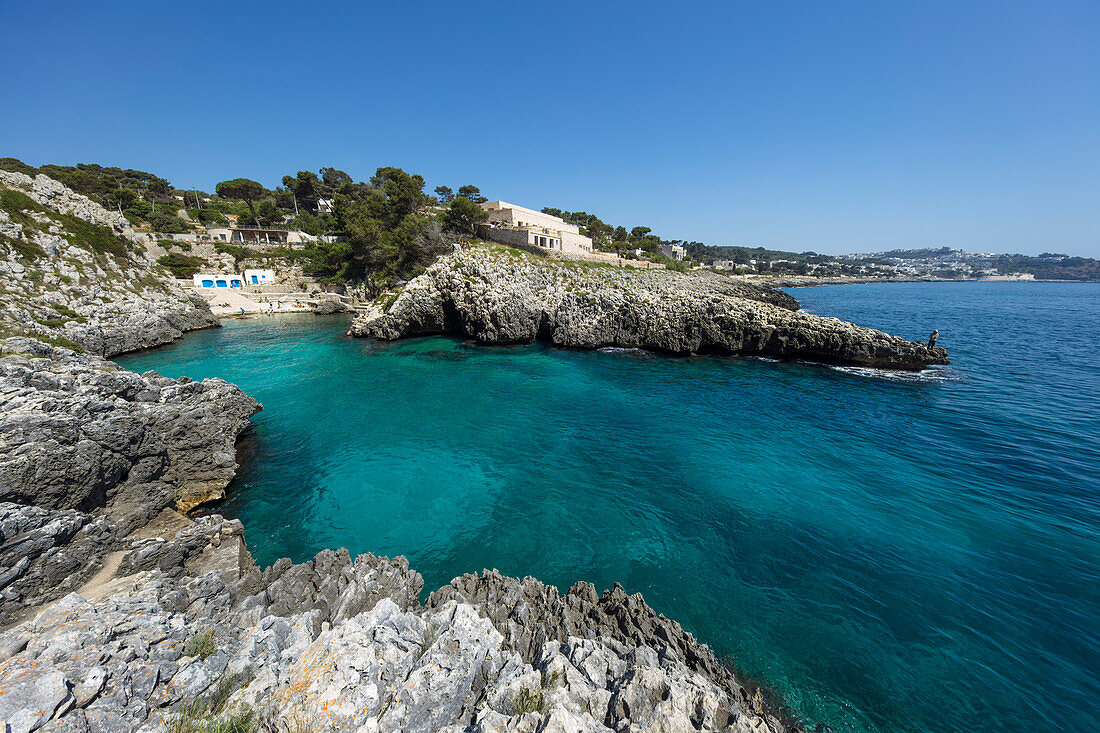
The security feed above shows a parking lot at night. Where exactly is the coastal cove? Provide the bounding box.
[115,282,1100,733]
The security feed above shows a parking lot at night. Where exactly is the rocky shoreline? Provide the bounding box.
[0,337,795,732]
[0,170,219,358]
[351,246,949,370]
[0,174,836,731]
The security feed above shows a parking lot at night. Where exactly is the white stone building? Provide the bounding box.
[193,273,244,289]
[480,201,595,256]
[659,243,686,261]
[243,269,276,285]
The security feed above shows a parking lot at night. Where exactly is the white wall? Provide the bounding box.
[483,201,594,254]
[244,269,276,285]
[482,201,582,235]
[193,273,244,289]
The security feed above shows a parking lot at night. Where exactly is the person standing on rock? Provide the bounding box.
[928,329,939,349]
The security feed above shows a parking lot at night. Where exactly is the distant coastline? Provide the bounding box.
[768,275,1100,288]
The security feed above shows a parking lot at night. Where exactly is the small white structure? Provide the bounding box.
[244,269,276,286]
[317,198,334,214]
[193,273,244,289]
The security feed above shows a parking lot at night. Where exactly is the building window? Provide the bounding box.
[201,279,214,288]
[216,280,227,288]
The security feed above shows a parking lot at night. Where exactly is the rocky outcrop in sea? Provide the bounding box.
[0,339,794,732]
[351,247,949,370]
[0,171,219,356]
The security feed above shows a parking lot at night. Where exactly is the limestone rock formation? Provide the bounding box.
[351,247,949,370]
[0,340,797,732]
[0,337,260,622]
[0,171,220,356]
[0,515,791,733]
[312,299,352,315]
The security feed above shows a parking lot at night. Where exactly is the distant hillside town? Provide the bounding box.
[2,158,1096,290]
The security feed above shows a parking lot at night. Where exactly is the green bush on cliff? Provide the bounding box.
[150,211,192,233]
[57,212,133,261]
[0,188,49,224]
[158,252,206,278]
[2,188,132,262]
[183,629,217,659]
[1,232,46,261]
[510,686,545,715]
[653,253,689,273]
[161,670,259,733]
[51,304,84,320]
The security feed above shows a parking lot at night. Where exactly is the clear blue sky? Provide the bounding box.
[3,1,1098,256]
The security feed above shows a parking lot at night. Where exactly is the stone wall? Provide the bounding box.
[476,223,541,252]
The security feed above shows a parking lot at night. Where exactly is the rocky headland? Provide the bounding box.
[0,171,219,357]
[0,337,794,733]
[351,246,949,370]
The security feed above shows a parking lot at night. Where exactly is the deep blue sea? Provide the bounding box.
[116,282,1100,733]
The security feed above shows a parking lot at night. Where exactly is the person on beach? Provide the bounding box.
[928,329,939,349]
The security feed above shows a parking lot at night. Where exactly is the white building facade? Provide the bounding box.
[480,201,595,256]
[193,273,244,289]
[243,269,276,285]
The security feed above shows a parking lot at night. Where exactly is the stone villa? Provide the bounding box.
[479,201,596,256]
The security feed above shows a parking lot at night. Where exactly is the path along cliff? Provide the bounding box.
[351,245,949,370]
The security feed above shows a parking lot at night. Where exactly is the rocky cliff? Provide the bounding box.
[0,337,260,623]
[352,246,949,370]
[0,171,219,357]
[0,339,795,733]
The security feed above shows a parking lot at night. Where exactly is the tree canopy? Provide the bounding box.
[456,185,487,204]
[215,178,266,225]
[439,196,488,235]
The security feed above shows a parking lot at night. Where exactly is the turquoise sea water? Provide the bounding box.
[116,282,1100,733]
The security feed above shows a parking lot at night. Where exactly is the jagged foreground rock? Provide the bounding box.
[352,247,949,370]
[0,171,219,356]
[0,520,790,733]
[0,338,260,624]
[0,340,794,732]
